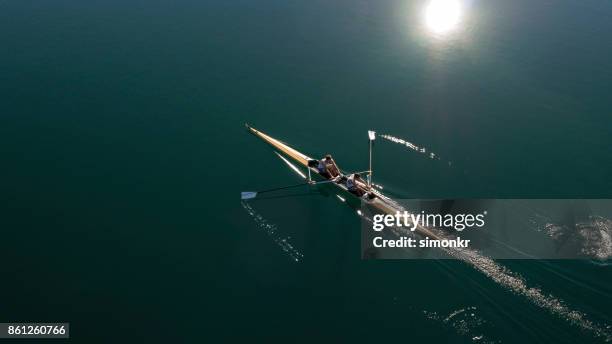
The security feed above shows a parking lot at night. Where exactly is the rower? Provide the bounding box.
[346,173,367,197]
[317,154,341,179]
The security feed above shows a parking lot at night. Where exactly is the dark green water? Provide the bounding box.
[1,0,611,342]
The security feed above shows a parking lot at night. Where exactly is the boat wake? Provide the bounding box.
[241,201,304,262]
[376,209,612,342]
[449,247,611,342]
[379,133,452,166]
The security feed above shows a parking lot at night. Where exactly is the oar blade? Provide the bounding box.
[241,192,257,200]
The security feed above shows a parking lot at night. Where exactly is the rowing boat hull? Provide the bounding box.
[246,125,311,167]
[246,124,391,208]
[245,124,442,239]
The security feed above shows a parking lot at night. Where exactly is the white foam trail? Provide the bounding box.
[275,152,307,179]
[241,201,304,262]
[380,133,452,166]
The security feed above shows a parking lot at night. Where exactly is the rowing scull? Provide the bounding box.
[245,124,442,240]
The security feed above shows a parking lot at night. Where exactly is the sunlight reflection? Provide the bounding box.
[424,0,462,35]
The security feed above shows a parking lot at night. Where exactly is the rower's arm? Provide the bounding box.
[330,158,341,174]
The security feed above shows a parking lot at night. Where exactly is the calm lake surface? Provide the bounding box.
[1,0,611,342]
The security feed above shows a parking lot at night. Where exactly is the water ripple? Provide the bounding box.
[241,201,303,262]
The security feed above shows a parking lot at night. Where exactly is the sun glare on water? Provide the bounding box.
[424,0,462,34]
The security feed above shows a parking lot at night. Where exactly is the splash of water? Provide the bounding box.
[578,216,611,260]
[531,213,612,260]
[241,201,304,262]
[423,306,499,343]
[380,133,452,166]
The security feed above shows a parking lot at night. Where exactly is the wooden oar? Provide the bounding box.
[241,180,335,200]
